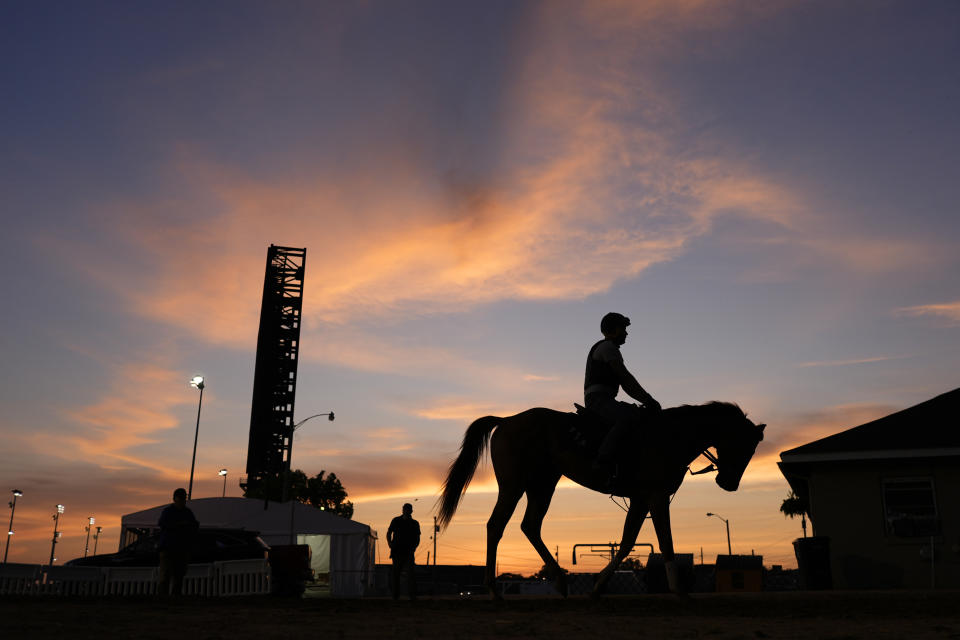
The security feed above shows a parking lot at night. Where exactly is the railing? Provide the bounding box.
[0,559,270,597]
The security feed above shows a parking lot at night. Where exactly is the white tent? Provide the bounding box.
[121,497,377,596]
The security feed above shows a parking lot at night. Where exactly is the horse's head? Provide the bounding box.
[713,407,765,492]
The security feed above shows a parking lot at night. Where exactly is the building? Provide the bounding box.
[714,554,763,592]
[778,388,960,589]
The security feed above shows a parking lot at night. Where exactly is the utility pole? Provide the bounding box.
[433,516,438,566]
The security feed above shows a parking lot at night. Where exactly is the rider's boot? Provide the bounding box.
[592,455,618,493]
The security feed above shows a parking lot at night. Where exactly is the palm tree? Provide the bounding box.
[780,490,808,538]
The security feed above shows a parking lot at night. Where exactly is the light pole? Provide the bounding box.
[84,517,95,558]
[284,412,335,544]
[93,526,102,556]
[219,468,228,498]
[4,489,23,564]
[49,504,64,566]
[706,512,732,555]
[187,375,205,501]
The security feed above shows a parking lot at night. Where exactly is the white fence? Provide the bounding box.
[0,560,270,597]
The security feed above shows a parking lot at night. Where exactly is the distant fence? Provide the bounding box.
[0,559,270,597]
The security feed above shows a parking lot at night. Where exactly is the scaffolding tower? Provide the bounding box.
[242,245,306,495]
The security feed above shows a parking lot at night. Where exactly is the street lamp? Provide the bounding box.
[93,526,102,556]
[49,504,65,566]
[706,512,732,555]
[4,489,23,564]
[283,412,335,543]
[219,468,228,498]
[84,517,96,558]
[187,375,205,501]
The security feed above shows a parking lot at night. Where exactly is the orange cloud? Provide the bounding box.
[49,5,818,359]
[27,362,194,479]
[897,300,960,326]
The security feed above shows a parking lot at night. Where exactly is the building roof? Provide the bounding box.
[780,387,960,463]
[715,555,763,571]
[121,497,373,538]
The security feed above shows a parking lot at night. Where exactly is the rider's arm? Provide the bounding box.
[610,360,661,411]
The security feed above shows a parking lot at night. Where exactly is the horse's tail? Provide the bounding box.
[436,415,501,530]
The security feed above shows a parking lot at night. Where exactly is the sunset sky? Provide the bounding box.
[2,1,958,574]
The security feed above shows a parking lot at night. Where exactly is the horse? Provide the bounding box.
[437,402,765,598]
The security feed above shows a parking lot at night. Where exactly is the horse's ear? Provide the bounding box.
[757,423,766,440]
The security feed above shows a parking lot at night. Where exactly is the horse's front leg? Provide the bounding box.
[591,499,648,598]
[649,495,686,596]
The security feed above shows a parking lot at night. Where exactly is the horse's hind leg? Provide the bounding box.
[485,485,523,599]
[520,473,567,596]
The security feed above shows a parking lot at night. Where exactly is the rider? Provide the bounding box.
[585,312,661,489]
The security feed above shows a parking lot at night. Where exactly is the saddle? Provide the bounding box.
[563,403,614,453]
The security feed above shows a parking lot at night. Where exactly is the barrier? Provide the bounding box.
[39,566,104,596]
[104,566,158,596]
[183,563,216,597]
[0,562,40,595]
[217,559,270,596]
[0,559,268,598]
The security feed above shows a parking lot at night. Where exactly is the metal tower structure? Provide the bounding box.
[242,245,306,495]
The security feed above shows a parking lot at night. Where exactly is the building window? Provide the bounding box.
[882,478,939,537]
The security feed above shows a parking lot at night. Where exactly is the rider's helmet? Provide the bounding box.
[600,312,631,334]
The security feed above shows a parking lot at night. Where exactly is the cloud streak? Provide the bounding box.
[796,356,903,368]
[897,300,960,326]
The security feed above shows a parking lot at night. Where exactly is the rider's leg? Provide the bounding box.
[590,398,638,486]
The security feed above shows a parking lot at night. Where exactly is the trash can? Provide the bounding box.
[793,537,831,590]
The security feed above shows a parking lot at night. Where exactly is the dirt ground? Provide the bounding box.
[2,591,959,639]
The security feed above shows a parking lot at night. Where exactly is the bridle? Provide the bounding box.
[689,448,720,476]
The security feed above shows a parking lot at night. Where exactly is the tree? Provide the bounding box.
[304,471,353,519]
[530,563,568,580]
[780,489,808,538]
[619,557,643,572]
[243,469,354,519]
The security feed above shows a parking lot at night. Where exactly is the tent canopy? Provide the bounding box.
[121,497,374,542]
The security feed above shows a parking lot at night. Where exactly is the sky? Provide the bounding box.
[1,0,958,573]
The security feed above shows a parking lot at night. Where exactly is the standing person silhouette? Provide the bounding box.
[157,487,199,596]
[585,312,661,490]
[387,503,420,600]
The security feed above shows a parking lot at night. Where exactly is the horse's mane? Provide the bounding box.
[670,401,745,421]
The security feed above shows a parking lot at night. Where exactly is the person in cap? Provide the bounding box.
[584,312,661,489]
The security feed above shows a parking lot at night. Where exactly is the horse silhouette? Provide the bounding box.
[437,402,765,598]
